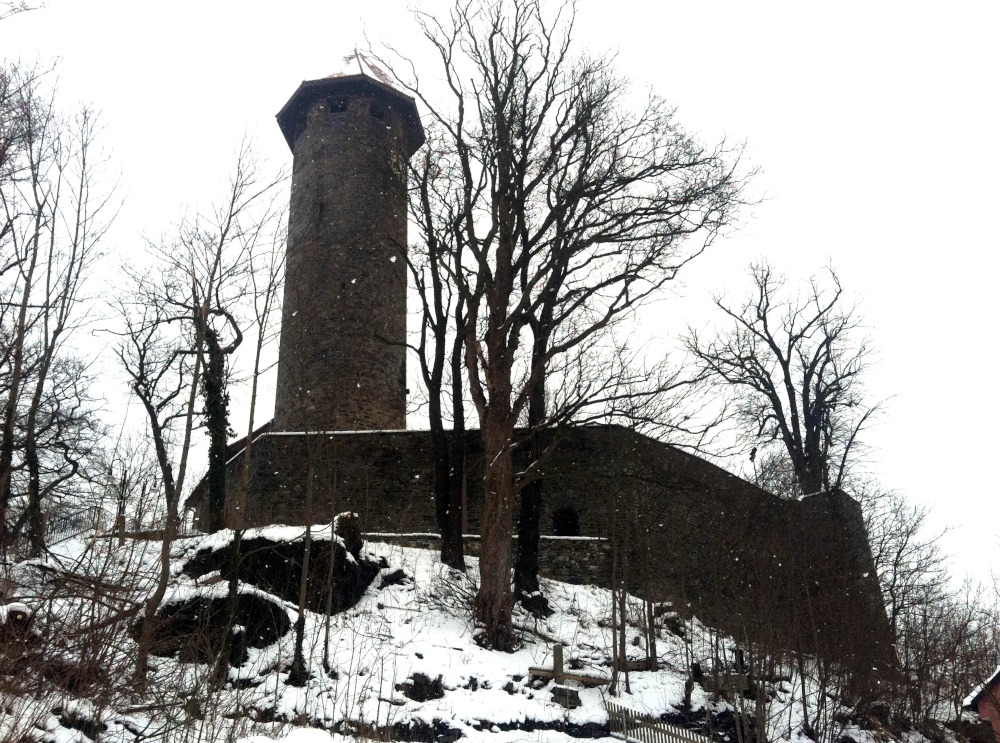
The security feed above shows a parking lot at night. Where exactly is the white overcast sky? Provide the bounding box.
[3,1,998,582]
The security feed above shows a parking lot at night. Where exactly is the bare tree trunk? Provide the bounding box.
[474,421,516,650]
[323,487,337,673]
[441,293,468,570]
[23,296,54,557]
[428,372,465,569]
[618,551,631,694]
[0,221,39,545]
[289,450,317,684]
[133,403,182,688]
[610,519,621,696]
[646,599,658,670]
[429,407,454,560]
[443,423,466,569]
[409,144,466,571]
[24,416,42,554]
[212,528,242,687]
[609,503,631,694]
[797,648,811,736]
[385,0,743,654]
[514,326,548,607]
[132,342,201,688]
[514,476,543,597]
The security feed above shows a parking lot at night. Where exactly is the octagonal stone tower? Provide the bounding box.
[272,73,424,432]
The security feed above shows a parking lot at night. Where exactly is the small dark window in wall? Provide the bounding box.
[328,97,347,114]
[552,506,580,537]
[370,101,386,121]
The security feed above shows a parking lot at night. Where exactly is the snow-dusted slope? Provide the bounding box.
[0,534,908,743]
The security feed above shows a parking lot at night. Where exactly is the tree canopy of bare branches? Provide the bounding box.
[0,65,112,553]
[0,2,33,23]
[114,144,285,682]
[382,0,746,648]
[687,263,877,497]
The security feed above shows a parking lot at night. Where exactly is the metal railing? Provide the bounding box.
[44,506,101,544]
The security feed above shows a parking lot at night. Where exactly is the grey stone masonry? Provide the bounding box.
[189,424,894,675]
[187,69,896,681]
[272,75,424,432]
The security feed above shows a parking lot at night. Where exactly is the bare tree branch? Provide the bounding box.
[378,0,748,648]
[687,262,878,497]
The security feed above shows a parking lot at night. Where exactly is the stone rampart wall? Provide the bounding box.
[365,533,612,588]
[191,424,893,671]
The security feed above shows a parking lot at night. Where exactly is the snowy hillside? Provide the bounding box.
[0,531,933,743]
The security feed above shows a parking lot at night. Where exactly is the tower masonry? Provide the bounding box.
[273,73,424,431]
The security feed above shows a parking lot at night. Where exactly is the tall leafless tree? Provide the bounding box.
[687,263,878,497]
[0,2,33,22]
[381,0,745,648]
[234,210,284,525]
[114,291,200,686]
[115,145,284,683]
[407,131,469,570]
[0,66,111,553]
[856,482,948,643]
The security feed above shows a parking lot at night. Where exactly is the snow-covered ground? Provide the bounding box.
[0,532,918,743]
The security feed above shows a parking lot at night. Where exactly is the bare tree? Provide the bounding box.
[512,329,725,610]
[233,210,284,524]
[0,65,111,553]
[115,145,284,683]
[95,434,163,540]
[0,2,33,22]
[407,132,469,570]
[749,449,801,499]
[687,263,878,497]
[114,291,200,685]
[122,144,284,532]
[890,581,999,727]
[382,0,744,648]
[856,483,948,644]
[165,144,284,534]
[853,483,1000,729]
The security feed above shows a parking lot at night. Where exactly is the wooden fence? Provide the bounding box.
[606,701,712,743]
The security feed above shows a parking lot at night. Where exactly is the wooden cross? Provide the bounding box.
[528,643,610,687]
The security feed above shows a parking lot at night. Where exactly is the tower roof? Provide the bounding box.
[276,73,425,157]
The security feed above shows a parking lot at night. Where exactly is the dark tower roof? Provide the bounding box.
[276,74,425,156]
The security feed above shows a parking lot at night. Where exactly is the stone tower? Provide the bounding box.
[272,73,424,432]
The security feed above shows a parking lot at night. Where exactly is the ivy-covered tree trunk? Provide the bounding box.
[203,327,230,533]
